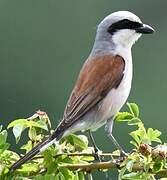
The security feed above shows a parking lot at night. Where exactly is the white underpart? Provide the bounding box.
[112,29,142,48]
[90,46,133,131]
[103,46,132,118]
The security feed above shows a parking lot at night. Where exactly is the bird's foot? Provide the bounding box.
[120,150,128,158]
[115,150,128,169]
[94,148,103,162]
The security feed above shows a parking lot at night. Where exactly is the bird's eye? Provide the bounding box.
[108,19,142,35]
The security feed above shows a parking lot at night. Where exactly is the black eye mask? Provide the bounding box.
[107,19,142,35]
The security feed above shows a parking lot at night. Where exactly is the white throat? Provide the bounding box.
[112,29,142,48]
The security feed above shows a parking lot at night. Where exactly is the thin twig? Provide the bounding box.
[30,152,167,178]
[32,152,116,160]
[59,161,118,171]
[60,160,167,178]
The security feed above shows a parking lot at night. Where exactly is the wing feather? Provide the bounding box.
[57,54,125,132]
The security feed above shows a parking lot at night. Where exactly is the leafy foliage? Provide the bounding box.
[0,104,167,179]
[116,103,166,180]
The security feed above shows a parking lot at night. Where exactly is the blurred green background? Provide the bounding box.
[0,0,166,179]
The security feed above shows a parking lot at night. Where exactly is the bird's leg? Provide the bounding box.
[87,130,102,161]
[105,118,127,157]
[108,133,127,157]
[87,131,111,179]
[87,130,99,153]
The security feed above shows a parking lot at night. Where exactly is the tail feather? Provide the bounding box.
[10,130,63,172]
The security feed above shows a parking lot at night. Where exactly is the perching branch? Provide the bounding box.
[32,152,115,160]
[32,151,167,178]
[60,159,167,178]
[60,160,119,172]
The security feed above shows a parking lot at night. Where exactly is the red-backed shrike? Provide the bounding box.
[11,11,154,171]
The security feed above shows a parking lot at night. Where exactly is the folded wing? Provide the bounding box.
[57,54,125,132]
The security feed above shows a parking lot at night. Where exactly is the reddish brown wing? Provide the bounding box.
[57,54,125,132]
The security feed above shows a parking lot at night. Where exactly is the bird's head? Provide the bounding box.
[96,11,154,48]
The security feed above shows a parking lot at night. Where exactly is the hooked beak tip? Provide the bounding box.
[136,24,155,34]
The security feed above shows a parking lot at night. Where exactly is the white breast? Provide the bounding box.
[96,47,133,125]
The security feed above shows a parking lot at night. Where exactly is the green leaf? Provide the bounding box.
[130,140,138,148]
[77,135,89,146]
[0,130,8,144]
[66,134,87,150]
[7,119,28,129]
[59,167,74,179]
[8,119,48,131]
[127,103,139,117]
[74,173,79,180]
[118,166,127,180]
[153,161,163,173]
[126,160,134,172]
[28,127,37,141]
[43,150,54,167]
[21,140,33,153]
[129,131,141,145]
[13,124,25,143]
[18,163,39,172]
[36,174,57,180]
[115,112,134,122]
[0,129,9,153]
[57,172,66,180]
[0,150,19,171]
[122,172,142,179]
[128,118,141,126]
[80,155,94,162]
[27,120,48,130]
[147,128,162,143]
[0,125,2,132]
[47,161,57,174]
[0,143,10,154]
[36,120,48,131]
[77,172,85,180]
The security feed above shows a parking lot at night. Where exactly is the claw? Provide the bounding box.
[120,150,128,158]
[94,148,103,162]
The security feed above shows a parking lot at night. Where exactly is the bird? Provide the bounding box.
[10,11,154,171]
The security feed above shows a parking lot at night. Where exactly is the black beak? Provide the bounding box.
[136,24,155,34]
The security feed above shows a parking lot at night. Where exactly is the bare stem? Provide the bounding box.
[60,160,167,178]
[31,152,167,178]
[32,152,115,160]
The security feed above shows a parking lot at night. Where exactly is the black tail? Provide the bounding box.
[10,130,63,172]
